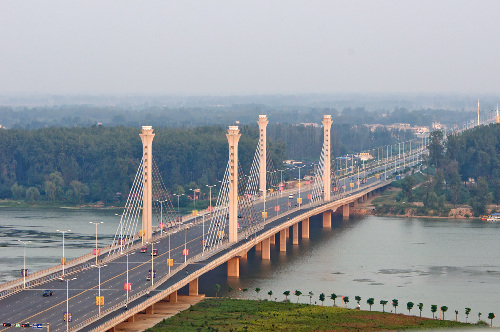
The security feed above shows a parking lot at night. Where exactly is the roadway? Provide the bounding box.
[0,150,424,331]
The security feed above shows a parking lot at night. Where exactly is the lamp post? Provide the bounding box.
[122,252,134,309]
[66,277,77,332]
[114,213,124,253]
[91,264,107,316]
[184,223,192,264]
[297,165,306,208]
[156,199,167,237]
[189,188,197,211]
[89,222,103,265]
[56,230,70,277]
[277,169,284,195]
[168,232,171,274]
[172,193,184,229]
[18,240,31,288]
[206,184,216,214]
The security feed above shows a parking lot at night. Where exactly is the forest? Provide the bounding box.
[0,123,408,205]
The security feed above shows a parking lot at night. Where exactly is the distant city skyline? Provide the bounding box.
[1,0,500,96]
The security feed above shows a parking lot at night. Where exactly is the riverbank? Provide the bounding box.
[146,298,476,331]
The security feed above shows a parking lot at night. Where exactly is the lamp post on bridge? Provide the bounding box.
[91,264,107,317]
[66,277,77,332]
[189,188,197,211]
[90,222,103,265]
[296,165,306,208]
[122,251,134,309]
[172,193,185,230]
[155,199,168,237]
[114,213,124,253]
[18,240,31,289]
[206,184,216,215]
[277,169,285,195]
[56,229,70,278]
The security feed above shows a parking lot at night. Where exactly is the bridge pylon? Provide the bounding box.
[322,115,333,201]
[257,115,269,199]
[139,126,155,241]
[227,126,241,243]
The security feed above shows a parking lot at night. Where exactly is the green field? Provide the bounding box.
[146,298,477,331]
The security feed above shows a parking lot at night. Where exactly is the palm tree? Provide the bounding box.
[268,290,273,301]
[228,286,233,298]
[465,308,471,322]
[431,305,437,319]
[255,287,261,299]
[294,290,302,303]
[380,300,388,312]
[367,298,374,311]
[455,310,458,321]
[214,284,221,297]
[242,288,248,299]
[343,296,349,308]
[488,312,495,327]
[418,303,423,317]
[283,290,290,302]
[392,299,399,314]
[319,293,325,306]
[330,293,338,306]
[355,296,361,305]
[308,291,314,305]
[478,312,482,323]
[441,306,448,320]
[407,302,414,315]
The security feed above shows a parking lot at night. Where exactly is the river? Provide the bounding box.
[1,207,499,323]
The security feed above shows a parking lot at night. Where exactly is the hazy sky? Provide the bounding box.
[1,0,499,95]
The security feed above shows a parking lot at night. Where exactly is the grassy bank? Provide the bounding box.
[146,298,474,331]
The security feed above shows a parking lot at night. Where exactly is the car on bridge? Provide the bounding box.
[42,290,53,297]
[151,248,158,256]
[140,246,147,253]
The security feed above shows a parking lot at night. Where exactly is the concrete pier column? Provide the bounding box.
[292,223,299,245]
[258,115,269,200]
[286,227,290,238]
[262,237,271,260]
[322,115,333,201]
[302,218,309,238]
[270,233,275,245]
[322,211,332,228]
[343,204,349,219]
[146,304,155,315]
[227,126,241,243]
[189,278,199,295]
[139,126,155,241]
[127,315,135,322]
[169,290,178,303]
[227,257,240,277]
[255,241,262,252]
[280,229,287,252]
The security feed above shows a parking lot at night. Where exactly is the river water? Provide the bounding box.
[1,207,499,324]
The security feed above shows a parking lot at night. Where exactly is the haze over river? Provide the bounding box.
[1,207,500,324]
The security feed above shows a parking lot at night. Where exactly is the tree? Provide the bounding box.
[488,312,495,327]
[214,284,220,297]
[308,291,314,305]
[44,181,56,201]
[441,306,448,320]
[283,290,290,302]
[428,130,444,167]
[319,293,325,306]
[68,180,89,204]
[343,296,349,308]
[367,298,374,311]
[228,286,233,298]
[455,310,458,321]
[407,302,414,315]
[465,307,471,322]
[330,293,337,306]
[418,303,423,317]
[380,300,388,312]
[401,176,416,202]
[242,288,248,299]
[255,287,261,299]
[431,305,437,319]
[355,295,361,304]
[25,187,40,202]
[268,290,273,301]
[470,177,492,216]
[294,290,302,303]
[478,312,482,323]
[392,299,399,314]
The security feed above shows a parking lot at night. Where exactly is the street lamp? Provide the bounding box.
[155,199,168,237]
[296,165,306,208]
[206,184,216,213]
[89,222,103,265]
[91,264,107,316]
[121,252,134,309]
[277,169,285,195]
[56,230,71,277]
[189,188,197,210]
[172,193,185,229]
[66,277,77,332]
[18,240,31,288]
[184,223,193,264]
[114,213,124,253]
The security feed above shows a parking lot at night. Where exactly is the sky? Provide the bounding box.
[1,0,499,96]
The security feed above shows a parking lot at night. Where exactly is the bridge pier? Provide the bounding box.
[343,204,349,219]
[280,229,287,252]
[189,278,199,296]
[127,315,135,322]
[302,218,309,238]
[322,211,332,228]
[286,227,289,238]
[167,290,178,303]
[227,257,240,277]
[292,223,299,245]
[262,237,271,260]
[270,233,275,245]
[145,304,155,315]
[255,241,262,252]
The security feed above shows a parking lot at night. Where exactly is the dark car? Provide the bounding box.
[42,290,53,297]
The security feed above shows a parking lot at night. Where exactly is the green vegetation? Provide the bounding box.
[146,298,473,331]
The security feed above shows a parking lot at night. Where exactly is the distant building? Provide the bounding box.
[432,122,443,130]
[297,122,321,128]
